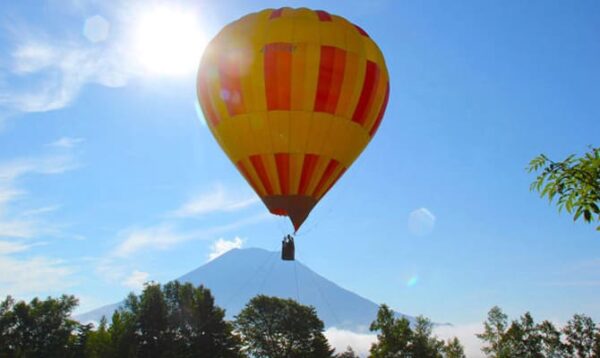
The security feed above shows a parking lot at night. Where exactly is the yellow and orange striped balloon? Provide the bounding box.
[197,7,390,232]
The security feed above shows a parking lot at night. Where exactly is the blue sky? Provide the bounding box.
[1,0,599,339]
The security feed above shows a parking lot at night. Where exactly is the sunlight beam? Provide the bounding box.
[132,6,207,76]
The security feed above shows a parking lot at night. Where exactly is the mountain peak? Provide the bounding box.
[77,247,413,332]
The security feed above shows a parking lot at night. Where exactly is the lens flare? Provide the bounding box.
[406,275,419,287]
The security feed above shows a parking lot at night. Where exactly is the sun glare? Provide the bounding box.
[132,6,207,76]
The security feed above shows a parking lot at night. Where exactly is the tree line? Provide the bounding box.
[1,280,599,357]
[478,306,600,358]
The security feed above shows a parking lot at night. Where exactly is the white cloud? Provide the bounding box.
[113,213,269,257]
[325,328,377,357]
[113,224,188,257]
[0,188,24,208]
[208,237,243,261]
[408,207,436,236]
[171,184,259,218]
[0,219,40,238]
[434,323,484,358]
[0,254,74,297]
[21,205,61,217]
[0,240,33,254]
[0,155,78,182]
[0,36,129,113]
[0,151,78,299]
[0,154,77,239]
[94,256,127,284]
[122,270,149,290]
[11,43,58,74]
[48,137,85,148]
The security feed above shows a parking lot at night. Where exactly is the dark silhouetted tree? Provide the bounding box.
[162,281,243,358]
[108,309,136,357]
[235,295,334,358]
[0,285,242,357]
[70,322,93,358]
[0,294,80,357]
[83,316,113,357]
[131,285,170,357]
[111,281,243,358]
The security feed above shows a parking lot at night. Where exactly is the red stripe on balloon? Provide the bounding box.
[315,10,332,21]
[314,46,334,112]
[352,60,380,126]
[298,154,319,195]
[354,24,369,37]
[313,159,339,196]
[275,153,290,195]
[270,8,284,19]
[369,81,390,137]
[250,155,274,195]
[326,48,346,114]
[314,46,346,114]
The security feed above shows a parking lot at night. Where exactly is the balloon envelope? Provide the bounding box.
[197,7,390,231]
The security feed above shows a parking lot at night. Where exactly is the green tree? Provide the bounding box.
[411,316,444,358]
[369,306,447,358]
[112,281,243,358]
[235,295,334,358]
[444,337,466,358]
[562,314,597,358]
[477,306,509,357]
[162,281,243,358]
[84,316,113,358]
[593,331,600,357]
[528,146,600,231]
[501,312,543,358]
[108,310,136,357]
[132,284,170,357]
[538,320,568,358]
[70,323,94,358]
[369,304,413,357]
[0,294,80,357]
[335,346,359,357]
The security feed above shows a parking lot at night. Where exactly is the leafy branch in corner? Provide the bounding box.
[528,146,600,231]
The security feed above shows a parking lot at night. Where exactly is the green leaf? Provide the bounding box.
[583,210,591,222]
[574,207,584,222]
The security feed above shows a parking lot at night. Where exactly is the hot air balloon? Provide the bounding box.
[197,8,389,259]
